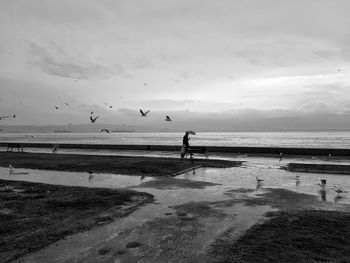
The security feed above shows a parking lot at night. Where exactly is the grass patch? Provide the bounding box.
[0,152,241,176]
[0,179,153,263]
[211,210,350,263]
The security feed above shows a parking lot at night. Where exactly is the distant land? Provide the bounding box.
[0,123,349,133]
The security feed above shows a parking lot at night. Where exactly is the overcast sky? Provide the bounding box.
[1,0,350,130]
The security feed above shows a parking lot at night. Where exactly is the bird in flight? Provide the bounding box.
[165,116,172,121]
[0,115,15,120]
[65,102,69,106]
[54,106,59,110]
[90,116,99,123]
[99,128,110,133]
[140,109,150,117]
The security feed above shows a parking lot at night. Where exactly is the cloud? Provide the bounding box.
[28,42,124,79]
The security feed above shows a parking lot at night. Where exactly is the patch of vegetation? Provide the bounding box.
[211,210,350,263]
[0,179,153,263]
[0,152,241,176]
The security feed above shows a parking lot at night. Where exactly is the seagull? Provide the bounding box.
[65,103,69,106]
[90,116,99,123]
[12,114,16,118]
[88,170,94,182]
[140,175,145,181]
[54,106,59,110]
[109,105,113,109]
[140,109,150,117]
[90,111,94,115]
[256,177,264,183]
[165,115,172,121]
[279,152,283,162]
[99,128,110,133]
[334,185,347,196]
[9,164,14,173]
[318,177,327,185]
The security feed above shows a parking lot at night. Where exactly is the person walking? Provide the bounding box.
[181,132,193,158]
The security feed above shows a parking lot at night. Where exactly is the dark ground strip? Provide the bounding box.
[210,210,350,263]
[0,152,241,176]
[0,179,153,263]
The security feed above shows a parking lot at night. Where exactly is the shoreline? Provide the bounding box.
[2,142,350,156]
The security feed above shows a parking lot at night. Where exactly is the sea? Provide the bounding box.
[1,131,350,149]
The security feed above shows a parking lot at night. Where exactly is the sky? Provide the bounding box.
[1,0,350,131]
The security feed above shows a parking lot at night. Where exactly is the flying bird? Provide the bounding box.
[90,116,99,123]
[90,111,94,115]
[109,105,113,109]
[140,109,150,117]
[99,128,110,133]
[54,106,59,110]
[165,116,172,121]
[65,102,69,106]
[0,115,13,119]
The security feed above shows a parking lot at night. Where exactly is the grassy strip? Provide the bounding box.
[211,210,350,263]
[284,163,350,175]
[0,179,153,263]
[0,152,241,176]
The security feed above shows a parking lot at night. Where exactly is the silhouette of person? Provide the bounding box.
[181,132,193,158]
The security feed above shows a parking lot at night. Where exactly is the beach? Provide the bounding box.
[0,150,350,262]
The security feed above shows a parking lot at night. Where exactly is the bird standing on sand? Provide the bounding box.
[140,109,150,117]
[165,116,172,121]
[9,164,14,174]
[318,177,327,187]
[334,185,347,196]
[279,152,283,162]
[90,116,99,123]
[256,177,264,183]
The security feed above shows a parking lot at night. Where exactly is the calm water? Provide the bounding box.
[1,131,350,148]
